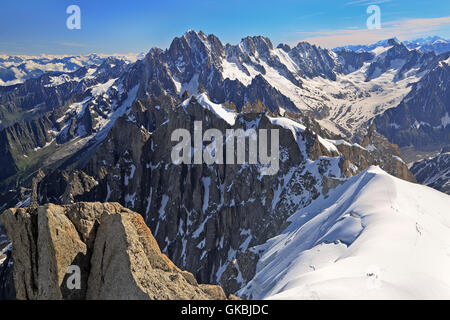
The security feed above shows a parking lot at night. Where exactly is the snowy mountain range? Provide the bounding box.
[0,31,449,300]
[0,53,144,86]
[403,36,450,55]
[2,32,449,150]
[139,32,448,153]
[335,36,450,55]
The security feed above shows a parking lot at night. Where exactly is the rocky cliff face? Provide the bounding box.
[410,146,450,195]
[0,202,229,300]
[31,93,415,294]
[374,52,450,152]
[35,98,333,293]
[357,123,416,183]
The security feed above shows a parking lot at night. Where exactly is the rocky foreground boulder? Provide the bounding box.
[0,202,230,300]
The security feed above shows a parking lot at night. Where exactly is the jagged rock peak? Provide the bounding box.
[277,43,291,52]
[239,35,274,57]
[387,37,402,46]
[0,202,231,300]
[171,30,224,53]
[442,145,450,154]
[293,41,326,52]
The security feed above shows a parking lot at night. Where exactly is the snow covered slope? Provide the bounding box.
[239,166,450,300]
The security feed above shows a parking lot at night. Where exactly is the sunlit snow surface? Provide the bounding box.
[239,166,450,300]
[180,93,237,126]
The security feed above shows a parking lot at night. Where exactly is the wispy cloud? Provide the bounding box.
[345,0,393,6]
[59,42,88,48]
[295,16,450,48]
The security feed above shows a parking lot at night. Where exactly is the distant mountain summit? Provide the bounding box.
[334,36,450,55]
[333,37,401,53]
[0,202,231,300]
[0,53,143,86]
[404,36,450,55]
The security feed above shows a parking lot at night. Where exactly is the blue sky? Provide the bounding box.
[1,0,449,55]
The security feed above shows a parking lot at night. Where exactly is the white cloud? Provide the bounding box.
[345,0,393,6]
[294,16,450,48]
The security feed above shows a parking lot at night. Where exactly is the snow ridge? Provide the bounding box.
[239,166,450,300]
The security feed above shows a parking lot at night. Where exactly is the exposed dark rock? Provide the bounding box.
[33,96,416,294]
[374,52,450,152]
[410,146,450,194]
